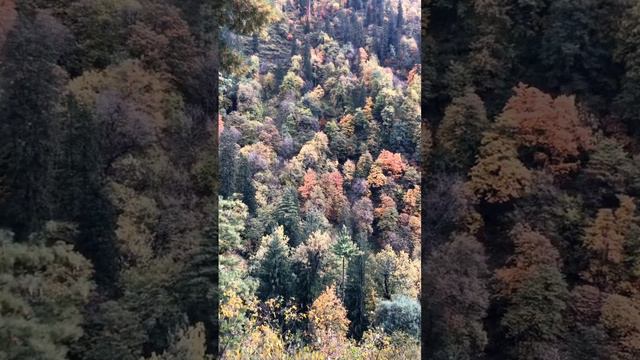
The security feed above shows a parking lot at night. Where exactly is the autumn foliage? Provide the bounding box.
[496,83,593,174]
[425,1,640,359]
[218,0,421,358]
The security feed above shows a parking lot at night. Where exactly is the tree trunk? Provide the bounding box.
[342,256,346,301]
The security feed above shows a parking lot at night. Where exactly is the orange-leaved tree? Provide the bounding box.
[495,83,593,174]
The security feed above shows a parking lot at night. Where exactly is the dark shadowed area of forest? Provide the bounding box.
[0,0,272,359]
[424,1,640,359]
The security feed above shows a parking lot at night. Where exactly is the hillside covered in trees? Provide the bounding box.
[424,1,640,359]
[218,0,422,358]
[0,0,274,359]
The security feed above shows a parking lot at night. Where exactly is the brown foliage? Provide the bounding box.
[496,83,593,174]
[467,132,532,203]
[583,195,639,292]
[496,224,563,296]
[0,0,17,52]
[127,3,197,80]
[601,293,640,360]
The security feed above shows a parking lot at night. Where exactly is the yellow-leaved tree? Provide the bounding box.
[308,285,351,358]
[467,132,532,204]
[582,195,640,293]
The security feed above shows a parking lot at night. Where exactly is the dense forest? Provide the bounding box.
[218,0,421,358]
[7,0,640,359]
[0,0,273,359]
[424,1,640,359]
